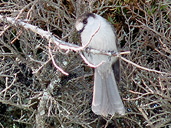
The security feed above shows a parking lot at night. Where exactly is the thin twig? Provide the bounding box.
[48,40,69,75]
[80,52,105,68]
[120,56,170,75]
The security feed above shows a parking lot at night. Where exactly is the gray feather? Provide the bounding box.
[92,65,125,116]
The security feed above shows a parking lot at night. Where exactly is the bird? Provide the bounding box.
[75,13,125,116]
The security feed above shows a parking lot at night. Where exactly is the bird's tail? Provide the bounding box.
[92,67,125,116]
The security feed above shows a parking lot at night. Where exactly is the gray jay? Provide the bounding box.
[75,13,125,116]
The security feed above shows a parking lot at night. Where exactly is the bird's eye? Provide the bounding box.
[83,19,87,24]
